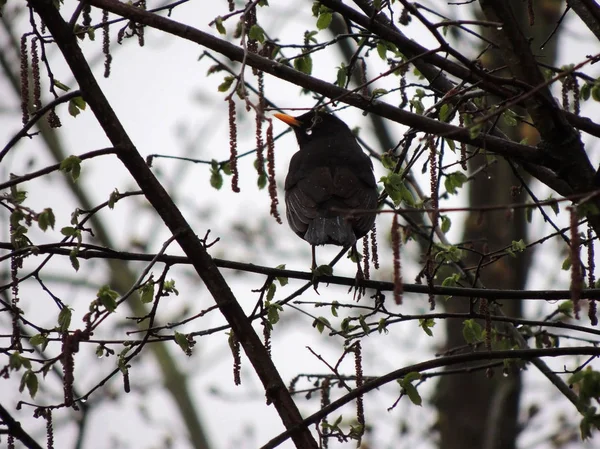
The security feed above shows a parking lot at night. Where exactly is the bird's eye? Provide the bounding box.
[305,128,313,136]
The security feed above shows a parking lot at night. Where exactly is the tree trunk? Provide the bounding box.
[434,2,564,449]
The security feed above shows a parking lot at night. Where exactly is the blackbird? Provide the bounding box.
[274,110,378,269]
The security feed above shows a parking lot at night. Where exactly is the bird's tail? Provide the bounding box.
[304,216,356,247]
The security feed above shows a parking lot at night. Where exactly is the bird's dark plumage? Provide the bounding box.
[275,110,378,254]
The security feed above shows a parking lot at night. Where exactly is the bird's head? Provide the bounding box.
[274,110,353,145]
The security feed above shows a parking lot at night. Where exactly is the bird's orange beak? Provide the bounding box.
[274,113,302,127]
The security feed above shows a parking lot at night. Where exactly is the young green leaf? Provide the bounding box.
[38,208,55,231]
[60,155,82,181]
[214,16,226,35]
[97,285,119,313]
[312,316,330,334]
[462,319,483,344]
[439,103,451,122]
[174,331,192,356]
[316,11,332,30]
[248,24,265,43]
[58,307,72,332]
[294,55,313,75]
[218,76,235,92]
[140,282,155,304]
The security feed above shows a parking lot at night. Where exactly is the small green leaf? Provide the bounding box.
[580,83,591,101]
[68,99,81,117]
[444,138,456,152]
[108,189,120,209]
[9,184,27,204]
[403,371,422,383]
[511,239,526,253]
[314,265,333,276]
[462,319,483,344]
[441,215,451,233]
[163,279,179,296]
[248,24,265,43]
[312,317,330,333]
[53,79,70,91]
[442,273,461,287]
[10,210,24,230]
[218,75,235,92]
[376,42,387,60]
[439,104,451,122]
[358,315,369,334]
[419,318,435,336]
[381,173,409,206]
[72,96,86,110]
[336,64,347,87]
[562,256,571,271]
[221,162,232,175]
[61,226,77,237]
[404,382,422,405]
[274,264,288,284]
[331,301,339,317]
[294,55,313,75]
[174,331,191,355]
[10,352,31,370]
[97,285,119,313]
[30,333,46,346]
[381,152,396,170]
[20,370,38,398]
[257,171,267,189]
[38,208,55,231]
[69,249,80,271]
[377,318,388,334]
[558,300,573,316]
[502,109,518,126]
[210,168,223,190]
[214,16,226,35]
[60,155,82,181]
[58,307,72,332]
[305,30,318,44]
[526,205,533,223]
[316,11,332,30]
[30,333,49,351]
[277,276,288,286]
[140,282,154,304]
[409,98,424,115]
[444,171,468,195]
[267,301,283,324]
[592,85,600,102]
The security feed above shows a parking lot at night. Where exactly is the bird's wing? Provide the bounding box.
[332,167,378,238]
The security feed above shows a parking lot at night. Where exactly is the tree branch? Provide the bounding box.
[27,1,317,447]
[5,241,600,301]
[261,346,600,449]
[0,403,44,449]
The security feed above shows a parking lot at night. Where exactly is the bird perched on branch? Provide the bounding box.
[274,110,378,270]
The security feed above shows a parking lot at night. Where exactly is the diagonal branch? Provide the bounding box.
[261,346,600,449]
[0,403,44,449]
[567,0,600,41]
[83,0,541,161]
[27,1,317,448]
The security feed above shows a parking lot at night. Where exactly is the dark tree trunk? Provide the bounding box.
[434,2,564,449]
